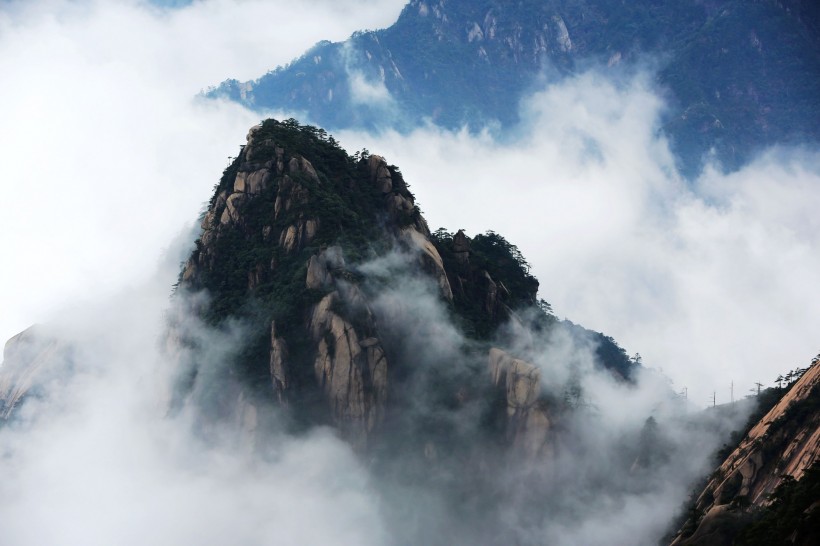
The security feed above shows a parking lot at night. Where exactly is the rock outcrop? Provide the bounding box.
[671,359,820,545]
[488,348,552,457]
[309,290,388,440]
[0,326,67,420]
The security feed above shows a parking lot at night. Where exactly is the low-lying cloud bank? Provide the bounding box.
[0,240,749,546]
[0,0,816,543]
[338,69,820,407]
[0,241,389,546]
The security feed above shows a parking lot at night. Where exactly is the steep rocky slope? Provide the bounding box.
[172,117,634,452]
[209,0,820,176]
[671,358,820,545]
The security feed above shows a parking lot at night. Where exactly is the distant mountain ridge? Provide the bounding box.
[208,0,820,177]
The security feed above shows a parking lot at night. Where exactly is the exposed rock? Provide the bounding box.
[489,348,540,411]
[309,292,387,440]
[219,192,248,225]
[401,227,453,301]
[306,255,331,290]
[481,270,499,317]
[305,246,345,290]
[453,229,470,264]
[181,258,198,283]
[235,390,259,450]
[245,123,262,144]
[247,263,265,289]
[488,348,551,457]
[200,209,217,231]
[368,154,393,193]
[269,321,289,403]
[672,360,820,545]
[387,192,415,217]
[278,217,320,253]
[274,175,310,219]
[234,168,270,194]
[279,225,298,252]
[0,326,67,420]
[288,156,320,183]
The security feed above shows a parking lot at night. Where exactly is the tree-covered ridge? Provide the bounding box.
[182,119,410,394]
[431,228,635,378]
[432,228,540,337]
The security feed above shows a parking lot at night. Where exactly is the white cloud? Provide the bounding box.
[0,0,406,345]
[0,250,387,546]
[337,70,820,408]
[1,1,817,540]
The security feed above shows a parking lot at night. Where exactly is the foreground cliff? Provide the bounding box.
[671,358,820,545]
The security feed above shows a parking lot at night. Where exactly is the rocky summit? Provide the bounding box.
[172,117,635,451]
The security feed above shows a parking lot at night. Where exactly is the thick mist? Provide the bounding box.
[337,69,820,407]
[0,240,749,545]
[342,247,748,545]
[0,235,389,546]
[1,1,816,544]
[0,0,407,346]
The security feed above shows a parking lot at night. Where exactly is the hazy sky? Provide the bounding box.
[1,0,818,410]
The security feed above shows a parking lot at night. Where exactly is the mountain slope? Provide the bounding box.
[173,117,635,447]
[671,358,820,545]
[208,0,820,176]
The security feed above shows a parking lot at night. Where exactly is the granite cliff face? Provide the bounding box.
[671,358,820,545]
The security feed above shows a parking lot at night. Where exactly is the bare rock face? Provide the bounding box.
[368,154,393,193]
[288,156,320,184]
[309,292,388,441]
[278,217,319,253]
[452,229,470,264]
[219,192,248,225]
[672,360,820,545]
[274,175,310,219]
[305,246,345,290]
[0,326,67,420]
[401,227,454,302]
[488,348,552,457]
[269,321,289,403]
[234,168,270,194]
